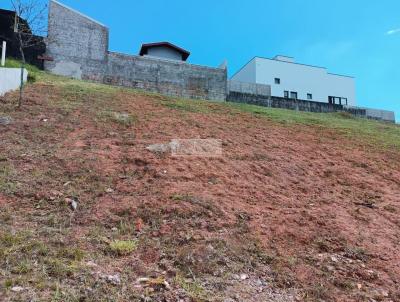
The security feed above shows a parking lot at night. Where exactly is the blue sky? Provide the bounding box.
[5,0,400,121]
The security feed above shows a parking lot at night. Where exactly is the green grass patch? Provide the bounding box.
[0,162,18,194]
[4,58,41,82]
[227,102,400,150]
[161,98,221,114]
[109,240,138,256]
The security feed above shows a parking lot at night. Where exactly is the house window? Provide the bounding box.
[290,92,298,99]
[275,78,281,84]
[329,96,348,105]
[307,93,312,100]
[284,91,289,98]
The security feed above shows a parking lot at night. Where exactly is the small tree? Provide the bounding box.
[10,0,48,108]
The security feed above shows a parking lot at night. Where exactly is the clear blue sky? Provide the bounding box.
[5,0,400,122]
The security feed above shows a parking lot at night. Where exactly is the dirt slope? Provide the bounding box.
[0,75,399,302]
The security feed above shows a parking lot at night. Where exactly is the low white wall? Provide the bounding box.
[0,68,28,96]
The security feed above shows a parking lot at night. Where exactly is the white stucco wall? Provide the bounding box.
[145,46,183,61]
[232,57,356,106]
[0,68,28,96]
[231,58,256,83]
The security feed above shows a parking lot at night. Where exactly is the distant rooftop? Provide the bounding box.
[273,55,295,63]
[139,42,190,61]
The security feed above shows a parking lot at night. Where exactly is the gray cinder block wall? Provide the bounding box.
[45,0,227,101]
[45,1,109,79]
[227,80,271,97]
[105,52,227,100]
[227,89,396,123]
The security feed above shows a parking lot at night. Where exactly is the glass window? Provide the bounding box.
[284,91,289,98]
[307,93,312,100]
[290,92,298,99]
[275,78,281,84]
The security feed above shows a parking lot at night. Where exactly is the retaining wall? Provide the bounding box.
[227,80,271,97]
[227,91,395,122]
[0,67,28,96]
[103,52,227,101]
[45,0,227,101]
[350,107,396,122]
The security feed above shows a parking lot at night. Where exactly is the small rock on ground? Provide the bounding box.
[0,116,12,125]
[11,286,24,292]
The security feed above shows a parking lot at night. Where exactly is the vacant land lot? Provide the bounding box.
[0,70,399,302]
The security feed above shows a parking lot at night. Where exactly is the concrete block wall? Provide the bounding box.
[352,107,396,122]
[0,67,28,96]
[227,91,395,122]
[228,80,270,97]
[104,52,227,101]
[45,0,108,79]
[228,92,340,113]
[45,0,226,101]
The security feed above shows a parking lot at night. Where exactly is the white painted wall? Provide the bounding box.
[145,46,183,61]
[231,58,256,83]
[232,57,356,106]
[0,68,28,96]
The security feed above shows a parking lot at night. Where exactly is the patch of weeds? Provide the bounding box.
[4,279,13,289]
[314,237,332,253]
[114,207,134,218]
[97,110,136,126]
[57,247,85,261]
[235,211,252,233]
[136,205,163,230]
[252,152,271,161]
[344,247,369,261]
[271,268,296,289]
[44,258,76,278]
[304,283,331,301]
[0,232,24,248]
[162,99,212,114]
[116,219,137,236]
[175,242,227,276]
[170,194,187,201]
[383,205,397,213]
[170,194,223,219]
[228,102,400,150]
[335,112,354,119]
[109,240,138,256]
[22,241,50,257]
[176,273,209,301]
[333,278,354,290]
[0,162,18,194]
[10,259,32,275]
[0,207,12,224]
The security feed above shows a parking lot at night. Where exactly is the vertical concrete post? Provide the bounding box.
[1,41,6,67]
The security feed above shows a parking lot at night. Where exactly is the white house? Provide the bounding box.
[231,55,356,106]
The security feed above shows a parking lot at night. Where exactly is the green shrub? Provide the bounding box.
[109,240,138,256]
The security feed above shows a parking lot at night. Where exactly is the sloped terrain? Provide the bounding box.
[0,71,399,302]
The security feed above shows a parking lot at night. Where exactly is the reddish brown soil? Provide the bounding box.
[0,81,399,302]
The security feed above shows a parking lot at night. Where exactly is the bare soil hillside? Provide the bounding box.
[1,73,399,302]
